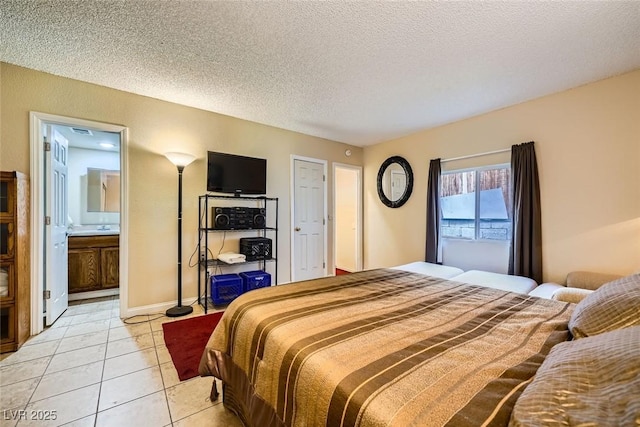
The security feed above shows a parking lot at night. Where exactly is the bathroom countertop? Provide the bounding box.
[68,225,120,236]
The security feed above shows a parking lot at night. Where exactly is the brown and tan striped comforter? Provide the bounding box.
[199,269,573,427]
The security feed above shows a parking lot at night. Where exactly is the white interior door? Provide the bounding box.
[390,169,406,202]
[293,159,325,281]
[45,126,69,325]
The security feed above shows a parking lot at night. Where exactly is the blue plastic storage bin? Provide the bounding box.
[210,274,242,305]
[240,270,271,293]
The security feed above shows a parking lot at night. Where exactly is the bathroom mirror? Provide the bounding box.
[87,168,120,212]
[377,156,413,208]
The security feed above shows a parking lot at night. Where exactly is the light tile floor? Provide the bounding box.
[0,297,243,427]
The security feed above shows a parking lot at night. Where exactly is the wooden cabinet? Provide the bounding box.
[101,246,120,288]
[68,235,119,293]
[1,171,30,353]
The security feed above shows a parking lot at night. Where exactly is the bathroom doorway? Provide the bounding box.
[332,163,362,274]
[30,112,128,332]
[58,125,121,303]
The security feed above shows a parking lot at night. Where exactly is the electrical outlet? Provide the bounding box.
[200,251,207,262]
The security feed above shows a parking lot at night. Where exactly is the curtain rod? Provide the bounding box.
[440,148,510,163]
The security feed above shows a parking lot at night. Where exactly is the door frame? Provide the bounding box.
[290,155,328,282]
[332,163,363,273]
[29,112,129,334]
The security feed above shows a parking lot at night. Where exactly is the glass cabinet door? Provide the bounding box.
[0,221,14,259]
[0,181,8,214]
[0,263,13,301]
[0,305,15,344]
[0,179,13,216]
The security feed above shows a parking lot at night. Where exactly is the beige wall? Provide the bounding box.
[364,70,640,283]
[0,63,362,311]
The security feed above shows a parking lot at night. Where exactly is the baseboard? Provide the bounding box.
[69,288,119,301]
[120,282,289,318]
[121,297,199,318]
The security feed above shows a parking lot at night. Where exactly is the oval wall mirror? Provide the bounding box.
[377,156,413,208]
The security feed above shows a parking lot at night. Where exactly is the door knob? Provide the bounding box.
[294,227,301,232]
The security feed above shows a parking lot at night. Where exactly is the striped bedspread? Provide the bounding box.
[199,269,573,427]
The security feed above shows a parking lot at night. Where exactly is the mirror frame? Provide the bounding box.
[377,156,414,208]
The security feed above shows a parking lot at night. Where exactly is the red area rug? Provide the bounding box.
[162,311,224,381]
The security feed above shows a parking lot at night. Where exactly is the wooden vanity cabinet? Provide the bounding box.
[68,235,119,293]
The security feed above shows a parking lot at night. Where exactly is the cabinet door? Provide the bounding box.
[0,178,15,218]
[101,247,119,289]
[68,248,101,292]
[0,221,14,260]
[0,305,16,348]
[0,262,14,302]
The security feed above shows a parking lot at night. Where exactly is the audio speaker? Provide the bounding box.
[239,237,272,261]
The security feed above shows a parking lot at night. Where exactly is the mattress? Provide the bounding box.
[390,261,464,279]
[199,268,572,427]
[451,270,538,295]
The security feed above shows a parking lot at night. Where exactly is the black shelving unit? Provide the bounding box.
[197,194,278,312]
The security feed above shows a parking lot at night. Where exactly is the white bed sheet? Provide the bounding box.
[451,270,538,294]
[391,261,464,279]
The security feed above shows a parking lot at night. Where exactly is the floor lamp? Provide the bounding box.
[165,152,196,317]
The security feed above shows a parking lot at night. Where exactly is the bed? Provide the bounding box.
[200,268,591,426]
[201,267,640,426]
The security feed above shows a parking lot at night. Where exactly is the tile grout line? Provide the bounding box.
[157,317,176,426]
[93,315,111,426]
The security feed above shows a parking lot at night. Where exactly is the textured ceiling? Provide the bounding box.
[1,1,639,146]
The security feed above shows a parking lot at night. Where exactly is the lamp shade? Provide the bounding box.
[165,152,196,168]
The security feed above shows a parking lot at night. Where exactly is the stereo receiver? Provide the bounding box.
[212,207,266,230]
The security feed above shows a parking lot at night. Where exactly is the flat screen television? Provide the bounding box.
[207,151,267,195]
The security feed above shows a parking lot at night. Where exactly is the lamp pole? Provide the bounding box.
[165,152,196,317]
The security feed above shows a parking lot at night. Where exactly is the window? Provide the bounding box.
[440,164,511,240]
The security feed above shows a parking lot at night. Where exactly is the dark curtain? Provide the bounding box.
[509,141,542,283]
[425,158,441,263]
